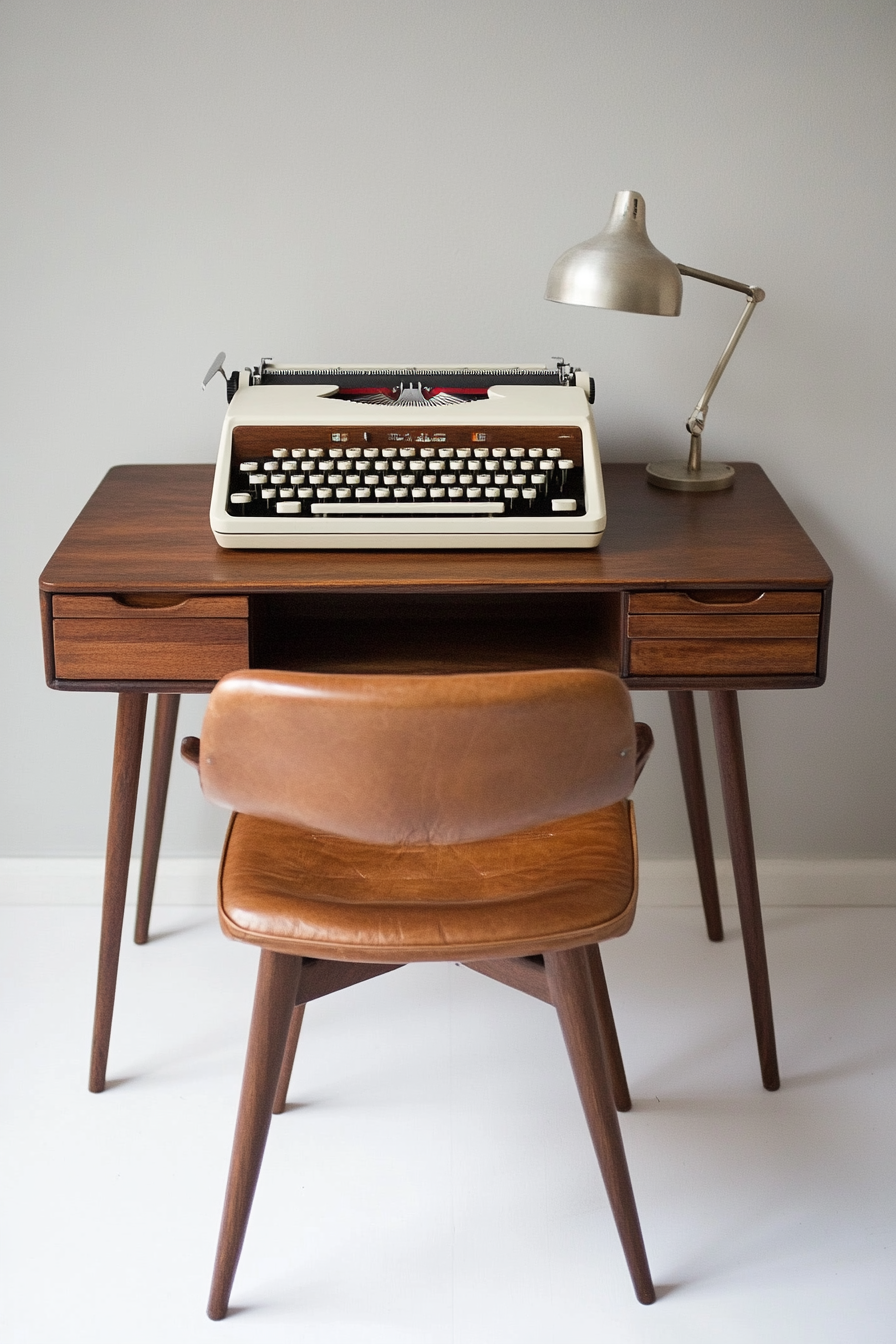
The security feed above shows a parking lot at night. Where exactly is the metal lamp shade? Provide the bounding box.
[545,190,683,316]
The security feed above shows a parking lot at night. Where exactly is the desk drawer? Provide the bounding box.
[626,589,821,677]
[52,595,249,680]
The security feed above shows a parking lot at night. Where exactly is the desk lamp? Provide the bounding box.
[545,190,764,491]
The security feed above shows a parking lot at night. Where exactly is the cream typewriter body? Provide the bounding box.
[208,360,606,549]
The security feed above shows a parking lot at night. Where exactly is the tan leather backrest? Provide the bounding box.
[198,668,638,845]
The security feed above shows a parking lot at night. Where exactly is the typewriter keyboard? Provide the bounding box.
[227,442,585,518]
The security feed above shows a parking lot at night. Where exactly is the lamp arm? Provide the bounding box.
[676,264,765,472]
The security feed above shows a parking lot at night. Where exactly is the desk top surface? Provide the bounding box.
[40,462,831,594]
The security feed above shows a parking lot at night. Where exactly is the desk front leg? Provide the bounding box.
[89,692,148,1092]
[708,690,780,1091]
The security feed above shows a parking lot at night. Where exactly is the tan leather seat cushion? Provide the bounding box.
[219,801,638,962]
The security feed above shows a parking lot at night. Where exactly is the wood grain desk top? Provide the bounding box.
[40,462,832,595]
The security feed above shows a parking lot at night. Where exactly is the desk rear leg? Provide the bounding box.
[134,694,181,945]
[668,691,724,942]
[90,692,148,1092]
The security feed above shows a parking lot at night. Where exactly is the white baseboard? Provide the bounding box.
[1,857,895,907]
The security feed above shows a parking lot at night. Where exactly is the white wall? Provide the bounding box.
[1,0,894,861]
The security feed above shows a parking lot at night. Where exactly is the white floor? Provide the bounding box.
[1,903,895,1343]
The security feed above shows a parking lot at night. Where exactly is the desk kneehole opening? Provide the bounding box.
[51,594,249,681]
[626,590,822,677]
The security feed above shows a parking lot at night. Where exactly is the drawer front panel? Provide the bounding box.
[628,613,820,640]
[53,595,248,619]
[629,638,819,677]
[628,590,821,615]
[53,618,249,680]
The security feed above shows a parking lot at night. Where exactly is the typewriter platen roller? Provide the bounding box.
[206,358,606,549]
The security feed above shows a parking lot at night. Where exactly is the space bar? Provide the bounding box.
[310,501,505,515]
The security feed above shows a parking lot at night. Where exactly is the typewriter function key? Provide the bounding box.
[230,492,251,506]
[557,459,575,470]
[276,501,300,514]
[239,462,258,473]
[552,498,577,512]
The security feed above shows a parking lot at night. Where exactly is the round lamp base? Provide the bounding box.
[646,460,735,492]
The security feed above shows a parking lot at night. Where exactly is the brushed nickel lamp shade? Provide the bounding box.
[545,190,765,492]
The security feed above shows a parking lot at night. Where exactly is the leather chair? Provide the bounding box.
[182,666,656,1318]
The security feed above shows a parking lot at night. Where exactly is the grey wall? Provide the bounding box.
[2,0,894,860]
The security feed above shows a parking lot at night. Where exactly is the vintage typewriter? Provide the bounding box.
[206,356,605,549]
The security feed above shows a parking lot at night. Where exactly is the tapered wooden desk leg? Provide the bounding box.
[668,691,724,942]
[89,692,148,1093]
[585,945,631,1112]
[708,691,780,1092]
[272,1003,306,1115]
[208,952,305,1321]
[134,694,180,945]
[544,948,654,1305]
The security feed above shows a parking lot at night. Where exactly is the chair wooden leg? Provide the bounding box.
[668,690,724,942]
[208,951,305,1321]
[709,690,780,1091]
[89,692,148,1093]
[272,1004,306,1115]
[134,694,180,945]
[584,944,631,1112]
[544,947,655,1305]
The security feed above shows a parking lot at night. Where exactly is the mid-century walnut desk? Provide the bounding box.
[39,462,832,1095]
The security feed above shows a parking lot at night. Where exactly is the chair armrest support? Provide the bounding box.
[633,723,654,784]
[181,736,201,770]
